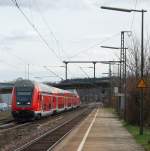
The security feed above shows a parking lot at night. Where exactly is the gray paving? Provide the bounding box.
[53,108,145,151]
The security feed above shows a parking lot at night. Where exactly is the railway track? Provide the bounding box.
[0,122,31,133]
[0,106,90,151]
[15,107,93,151]
[0,119,14,126]
[0,121,15,129]
[0,108,78,132]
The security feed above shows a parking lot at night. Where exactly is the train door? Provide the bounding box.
[41,95,46,111]
[64,97,67,109]
[49,96,52,111]
[52,96,56,113]
[56,96,58,112]
[66,97,68,109]
[62,97,64,109]
[40,94,44,112]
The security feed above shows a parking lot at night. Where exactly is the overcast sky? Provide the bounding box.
[0,0,150,82]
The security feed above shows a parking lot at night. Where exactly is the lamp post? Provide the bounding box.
[101,6,147,135]
[28,64,29,80]
[63,61,68,80]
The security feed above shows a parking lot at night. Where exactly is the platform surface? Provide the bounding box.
[53,107,144,151]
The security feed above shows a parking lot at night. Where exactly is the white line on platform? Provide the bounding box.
[77,109,98,151]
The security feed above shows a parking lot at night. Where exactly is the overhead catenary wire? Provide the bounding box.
[10,0,71,81]
[79,66,90,78]
[0,60,29,80]
[0,59,22,69]
[43,66,64,81]
[34,0,79,61]
[3,50,28,65]
[129,0,138,31]
[9,1,120,80]
[34,0,63,60]
[63,32,120,79]
[62,32,120,78]
[10,0,62,62]
[33,5,73,78]
[69,32,120,59]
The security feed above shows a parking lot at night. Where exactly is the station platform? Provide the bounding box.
[53,107,144,151]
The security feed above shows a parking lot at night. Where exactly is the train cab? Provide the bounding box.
[11,79,81,121]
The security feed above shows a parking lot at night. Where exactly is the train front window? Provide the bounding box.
[16,87,33,106]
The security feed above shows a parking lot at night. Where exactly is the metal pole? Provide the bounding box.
[119,33,124,114]
[124,48,127,120]
[28,64,29,80]
[93,62,96,79]
[65,62,68,80]
[122,31,127,120]
[117,63,120,112]
[109,63,112,105]
[25,65,27,79]
[122,31,126,119]
[140,10,144,135]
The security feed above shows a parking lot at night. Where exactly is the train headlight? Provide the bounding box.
[17,102,20,105]
[27,102,31,105]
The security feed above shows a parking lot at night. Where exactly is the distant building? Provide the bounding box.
[0,82,14,106]
[0,102,8,111]
[0,93,12,105]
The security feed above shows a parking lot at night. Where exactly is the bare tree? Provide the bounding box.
[124,33,150,124]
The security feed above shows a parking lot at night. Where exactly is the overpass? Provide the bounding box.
[48,77,111,104]
[0,77,111,105]
[51,77,110,89]
[0,83,14,94]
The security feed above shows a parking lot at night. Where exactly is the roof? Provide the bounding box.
[0,83,14,89]
[14,79,77,96]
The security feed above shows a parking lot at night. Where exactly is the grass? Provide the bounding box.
[106,108,150,151]
[123,122,150,151]
[104,107,115,113]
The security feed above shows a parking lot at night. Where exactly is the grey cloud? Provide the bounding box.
[0,31,36,48]
[0,0,149,10]
[0,0,97,11]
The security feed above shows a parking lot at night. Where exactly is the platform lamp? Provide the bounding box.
[101,6,147,135]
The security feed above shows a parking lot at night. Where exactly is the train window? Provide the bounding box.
[17,92,32,95]
[16,88,33,105]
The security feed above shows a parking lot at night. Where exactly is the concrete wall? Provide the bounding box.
[77,86,109,105]
[0,93,12,105]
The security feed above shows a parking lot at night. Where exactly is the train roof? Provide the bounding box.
[14,79,78,96]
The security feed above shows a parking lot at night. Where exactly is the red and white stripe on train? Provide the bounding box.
[11,80,80,120]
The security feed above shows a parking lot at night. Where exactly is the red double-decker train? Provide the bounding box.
[11,80,80,121]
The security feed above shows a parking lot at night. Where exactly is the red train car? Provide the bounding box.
[11,80,80,121]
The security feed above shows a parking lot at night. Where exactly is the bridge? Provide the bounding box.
[0,77,111,105]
